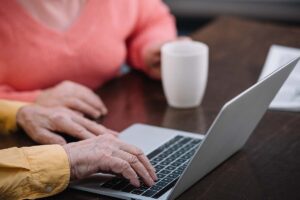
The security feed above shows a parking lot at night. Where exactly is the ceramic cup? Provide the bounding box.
[161,40,209,108]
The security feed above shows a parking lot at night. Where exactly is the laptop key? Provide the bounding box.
[101,178,121,188]
[164,149,174,154]
[168,154,179,160]
[147,149,164,160]
[156,181,169,187]
[162,177,174,183]
[154,165,165,171]
[138,186,149,192]
[164,158,174,163]
[157,173,166,179]
[171,161,182,167]
[184,144,196,149]
[181,154,192,160]
[172,152,183,157]
[112,180,129,190]
[178,138,192,145]
[153,179,179,198]
[101,182,114,189]
[172,144,182,149]
[191,139,202,145]
[153,157,163,162]
[142,189,157,197]
[161,160,172,165]
[173,170,183,175]
[164,136,183,147]
[131,189,144,195]
[167,173,179,179]
[121,184,136,192]
[147,136,184,159]
[150,185,163,191]
[165,165,176,171]
[178,165,186,170]
[176,158,187,163]
[157,153,169,159]
[160,169,172,174]
[177,150,186,155]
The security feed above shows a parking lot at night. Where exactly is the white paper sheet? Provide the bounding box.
[258,45,300,112]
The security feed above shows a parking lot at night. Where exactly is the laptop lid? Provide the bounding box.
[168,57,300,200]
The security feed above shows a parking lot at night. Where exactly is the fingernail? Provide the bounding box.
[94,111,101,118]
[103,108,108,115]
[153,173,158,181]
[152,166,156,172]
[149,179,155,186]
[132,179,140,187]
[148,174,155,186]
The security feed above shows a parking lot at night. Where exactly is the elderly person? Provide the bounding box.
[0,1,175,198]
[0,0,177,115]
[0,100,157,199]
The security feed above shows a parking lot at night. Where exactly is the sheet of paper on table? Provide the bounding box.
[258,45,300,112]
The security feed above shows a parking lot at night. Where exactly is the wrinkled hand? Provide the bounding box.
[143,37,191,79]
[63,134,157,187]
[17,105,117,145]
[36,81,107,119]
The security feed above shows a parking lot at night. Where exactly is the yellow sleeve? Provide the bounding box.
[0,100,28,134]
[0,145,70,200]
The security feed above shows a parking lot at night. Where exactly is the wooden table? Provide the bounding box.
[1,17,300,200]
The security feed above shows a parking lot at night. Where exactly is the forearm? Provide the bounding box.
[0,145,70,200]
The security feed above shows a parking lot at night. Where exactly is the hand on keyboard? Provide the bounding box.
[101,135,202,198]
[63,134,157,187]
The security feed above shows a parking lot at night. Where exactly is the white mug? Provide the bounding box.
[161,40,209,108]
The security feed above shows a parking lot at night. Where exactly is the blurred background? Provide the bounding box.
[164,0,300,34]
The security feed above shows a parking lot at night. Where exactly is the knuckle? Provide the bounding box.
[99,152,111,160]
[129,155,138,164]
[50,113,66,122]
[76,127,87,135]
[134,147,143,156]
[120,161,130,171]
[67,98,79,106]
[55,106,68,112]
[103,133,115,140]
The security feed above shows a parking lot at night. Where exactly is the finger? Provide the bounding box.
[108,156,140,187]
[72,110,84,117]
[147,66,161,80]
[119,143,157,181]
[72,115,111,136]
[149,55,161,68]
[53,116,95,139]
[58,107,85,117]
[66,98,101,118]
[177,36,192,41]
[78,90,108,115]
[107,129,119,137]
[32,128,67,145]
[114,150,155,186]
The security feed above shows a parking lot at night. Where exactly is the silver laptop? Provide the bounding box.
[71,57,300,200]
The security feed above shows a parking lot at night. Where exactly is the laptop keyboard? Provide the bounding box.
[100,135,202,199]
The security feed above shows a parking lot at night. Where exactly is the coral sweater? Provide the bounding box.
[0,0,176,102]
